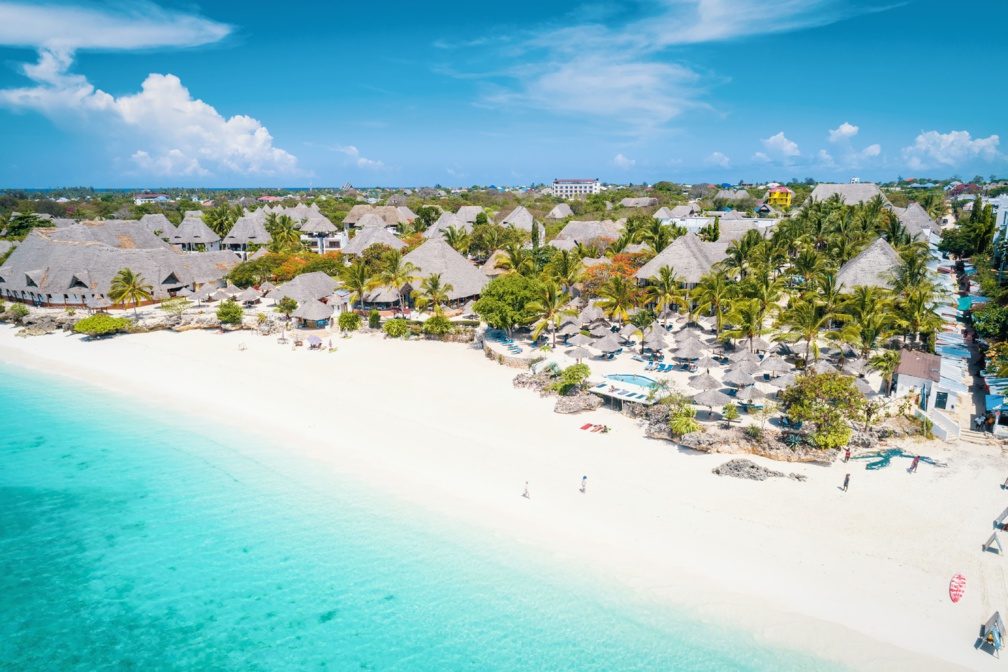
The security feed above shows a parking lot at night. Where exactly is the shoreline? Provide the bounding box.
[1,325,1003,670]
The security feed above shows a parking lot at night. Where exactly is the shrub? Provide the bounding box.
[368,308,381,329]
[338,311,361,332]
[423,314,452,336]
[744,425,761,439]
[722,403,740,425]
[383,318,408,338]
[257,312,269,325]
[7,302,29,322]
[550,363,591,395]
[669,406,701,438]
[65,307,76,317]
[0,301,5,313]
[159,298,190,317]
[276,296,298,318]
[73,314,131,336]
[216,299,244,326]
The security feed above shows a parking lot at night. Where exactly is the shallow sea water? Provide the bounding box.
[0,361,842,671]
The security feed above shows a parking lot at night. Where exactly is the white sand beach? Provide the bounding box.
[2,325,1006,671]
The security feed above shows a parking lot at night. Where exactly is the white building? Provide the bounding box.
[552,179,601,199]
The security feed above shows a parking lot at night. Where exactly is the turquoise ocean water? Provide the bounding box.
[0,361,841,671]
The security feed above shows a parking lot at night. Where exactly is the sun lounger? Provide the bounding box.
[590,425,603,433]
[644,362,655,371]
[632,355,646,362]
[580,423,593,430]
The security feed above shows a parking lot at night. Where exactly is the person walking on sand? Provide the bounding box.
[910,456,920,473]
[580,475,587,494]
[522,481,531,499]
[842,473,850,492]
[844,448,850,463]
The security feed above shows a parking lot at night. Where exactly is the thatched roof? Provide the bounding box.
[170,211,220,245]
[139,213,173,235]
[500,206,542,236]
[223,216,271,246]
[356,213,390,229]
[835,238,901,291]
[582,257,611,267]
[424,211,471,239]
[636,232,726,284]
[480,250,509,277]
[268,271,339,304]
[293,298,333,321]
[807,183,886,205]
[397,206,417,222]
[547,203,573,219]
[715,189,749,201]
[344,205,406,227]
[551,220,621,246]
[456,206,485,223]
[342,225,405,255]
[402,238,489,300]
[299,215,338,234]
[891,202,937,238]
[620,197,658,208]
[0,222,238,301]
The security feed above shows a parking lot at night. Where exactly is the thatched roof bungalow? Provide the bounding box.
[341,225,405,256]
[835,238,902,291]
[170,211,220,251]
[636,232,727,286]
[547,203,574,219]
[424,211,471,239]
[402,238,489,302]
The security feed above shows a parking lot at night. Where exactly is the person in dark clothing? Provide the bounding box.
[842,473,850,492]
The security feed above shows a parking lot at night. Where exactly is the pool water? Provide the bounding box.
[606,374,658,388]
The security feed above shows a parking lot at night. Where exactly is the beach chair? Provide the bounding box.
[632,355,646,363]
[590,425,603,433]
[580,423,593,430]
[644,361,655,371]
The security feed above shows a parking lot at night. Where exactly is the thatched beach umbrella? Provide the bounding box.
[594,333,623,352]
[675,341,706,360]
[590,324,613,337]
[769,373,797,388]
[749,336,772,352]
[176,287,194,298]
[728,348,759,363]
[735,386,765,402]
[844,358,869,375]
[558,321,581,336]
[807,360,837,374]
[761,356,793,374]
[694,355,720,370]
[210,289,230,302]
[620,323,640,339]
[259,281,276,293]
[722,369,756,387]
[569,333,594,347]
[688,373,721,391]
[693,389,733,408]
[580,305,604,323]
[237,287,261,303]
[644,329,668,349]
[736,359,764,375]
[565,346,594,362]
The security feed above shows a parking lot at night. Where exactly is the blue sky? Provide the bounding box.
[0,0,1004,187]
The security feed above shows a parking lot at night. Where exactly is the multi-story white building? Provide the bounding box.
[552,179,601,199]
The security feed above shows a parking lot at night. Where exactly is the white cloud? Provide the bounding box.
[613,153,636,169]
[706,151,730,168]
[828,122,859,142]
[860,143,881,159]
[762,132,800,158]
[752,152,770,163]
[902,130,1001,170]
[0,2,297,179]
[333,145,384,169]
[817,149,836,168]
[468,0,861,126]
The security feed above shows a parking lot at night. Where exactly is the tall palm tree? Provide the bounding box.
[774,299,830,364]
[723,298,765,352]
[269,214,303,253]
[742,265,785,325]
[378,250,420,314]
[574,241,600,260]
[495,242,534,276]
[526,281,577,348]
[896,287,943,347]
[544,249,584,294]
[789,248,823,288]
[870,349,901,396]
[692,270,734,334]
[109,268,153,318]
[646,266,687,328]
[443,225,471,255]
[204,204,241,238]
[638,219,674,252]
[413,273,454,314]
[596,275,637,324]
[342,257,373,310]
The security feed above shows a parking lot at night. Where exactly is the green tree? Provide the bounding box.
[774,299,830,364]
[342,257,374,310]
[646,266,687,328]
[204,204,241,238]
[596,275,638,324]
[869,349,901,396]
[692,270,733,334]
[669,404,701,439]
[216,299,243,325]
[423,314,452,336]
[159,298,190,318]
[377,250,419,314]
[781,372,865,450]
[73,314,131,337]
[3,213,49,240]
[338,311,361,332]
[383,317,408,338]
[722,402,740,426]
[723,298,765,352]
[268,214,304,253]
[368,308,381,329]
[413,273,454,314]
[544,249,584,293]
[276,296,298,318]
[6,302,28,322]
[550,363,591,395]
[474,274,544,332]
[443,225,471,255]
[109,268,153,317]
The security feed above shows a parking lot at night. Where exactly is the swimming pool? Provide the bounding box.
[606,374,658,388]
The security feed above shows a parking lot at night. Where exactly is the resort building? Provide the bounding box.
[635,232,729,288]
[456,206,485,224]
[806,182,886,205]
[549,220,623,250]
[134,193,170,205]
[341,222,406,256]
[266,271,339,306]
[0,220,238,307]
[546,203,574,219]
[893,349,960,418]
[401,238,490,303]
[222,216,272,261]
[834,238,902,291]
[890,202,939,241]
[299,215,344,254]
[552,179,601,199]
[169,211,220,252]
[763,186,794,209]
[424,211,471,239]
[343,205,408,228]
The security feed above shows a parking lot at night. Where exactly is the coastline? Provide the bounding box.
[1,325,1002,670]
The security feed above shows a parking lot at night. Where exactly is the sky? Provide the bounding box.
[0,0,1004,188]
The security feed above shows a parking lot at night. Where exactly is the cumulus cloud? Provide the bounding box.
[706,151,731,168]
[860,143,881,159]
[613,153,636,169]
[752,152,770,163]
[762,132,800,158]
[829,122,858,142]
[817,149,836,168]
[0,2,298,178]
[333,145,384,169]
[902,130,1001,170]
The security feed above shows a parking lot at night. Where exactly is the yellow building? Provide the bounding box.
[765,186,793,209]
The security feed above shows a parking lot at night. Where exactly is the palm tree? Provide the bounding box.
[495,242,534,276]
[574,241,601,260]
[443,225,471,255]
[692,270,734,334]
[896,287,943,347]
[646,266,687,328]
[870,349,901,396]
[109,268,153,318]
[789,248,823,288]
[204,204,241,238]
[638,219,674,252]
[544,249,584,293]
[342,257,373,310]
[774,299,830,364]
[526,281,577,348]
[596,275,637,324]
[723,298,764,352]
[742,265,785,325]
[413,273,454,314]
[378,250,420,314]
[269,214,303,253]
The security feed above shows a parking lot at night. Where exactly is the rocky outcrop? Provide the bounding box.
[712,458,806,482]
[513,371,556,397]
[554,391,602,414]
[21,311,77,333]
